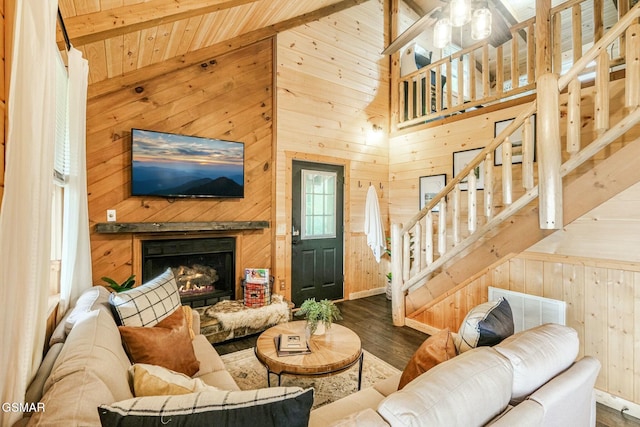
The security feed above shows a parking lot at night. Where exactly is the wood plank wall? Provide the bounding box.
[86,39,274,297]
[275,0,390,300]
[391,78,640,406]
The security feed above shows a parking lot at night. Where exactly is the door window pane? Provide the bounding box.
[301,169,337,239]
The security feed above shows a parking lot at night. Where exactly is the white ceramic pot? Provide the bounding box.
[314,322,326,336]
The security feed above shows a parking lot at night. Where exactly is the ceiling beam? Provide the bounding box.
[382,6,440,55]
[402,0,427,17]
[58,0,261,47]
[88,0,371,99]
[491,0,520,26]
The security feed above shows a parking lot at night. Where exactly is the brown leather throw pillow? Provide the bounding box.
[397,328,457,390]
[119,307,200,377]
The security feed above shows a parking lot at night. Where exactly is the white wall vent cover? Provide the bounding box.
[488,287,566,333]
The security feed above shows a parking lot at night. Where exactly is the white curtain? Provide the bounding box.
[0,1,58,425]
[59,48,91,317]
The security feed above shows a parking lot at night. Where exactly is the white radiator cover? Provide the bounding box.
[488,287,566,333]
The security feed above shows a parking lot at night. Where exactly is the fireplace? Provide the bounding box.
[141,237,235,307]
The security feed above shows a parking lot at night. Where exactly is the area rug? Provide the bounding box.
[221,348,400,409]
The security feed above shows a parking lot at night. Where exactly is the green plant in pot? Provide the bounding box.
[101,274,136,293]
[295,298,342,335]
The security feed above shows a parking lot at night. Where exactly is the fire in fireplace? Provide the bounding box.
[141,237,235,307]
[172,264,219,295]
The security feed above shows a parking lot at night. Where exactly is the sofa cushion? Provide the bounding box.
[486,401,544,426]
[191,334,227,374]
[372,373,401,397]
[457,297,514,353]
[110,267,181,327]
[44,309,133,400]
[119,306,200,376]
[30,369,117,426]
[98,387,314,427]
[378,347,513,427]
[327,408,389,427]
[130,364,218,397]
[197,369,242,391]
[30,310,133,426]
[398,328,457,390]
[309,387,387,427]
[494,323,580,402]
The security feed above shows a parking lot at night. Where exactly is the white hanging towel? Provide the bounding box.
[365,184,386,263]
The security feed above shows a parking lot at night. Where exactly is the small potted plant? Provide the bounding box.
[102,275,136,293]
[295,298,342,336]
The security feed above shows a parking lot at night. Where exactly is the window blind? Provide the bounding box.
[54,52,69,184]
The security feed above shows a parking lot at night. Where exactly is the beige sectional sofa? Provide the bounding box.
[20,283,600,427]
[309,323,601,427]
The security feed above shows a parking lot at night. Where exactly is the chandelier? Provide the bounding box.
[433,0,492,49]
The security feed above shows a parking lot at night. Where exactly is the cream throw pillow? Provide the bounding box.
[130,364,218,397]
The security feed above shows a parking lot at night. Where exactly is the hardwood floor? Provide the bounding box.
[214,294,639,426]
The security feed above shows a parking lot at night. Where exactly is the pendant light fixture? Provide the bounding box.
[471,2,492,41]
[432,0,493,49]
[433,18,452,49]
[450,0,472,27]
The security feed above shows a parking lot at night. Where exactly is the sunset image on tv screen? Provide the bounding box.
[131,129,244,198]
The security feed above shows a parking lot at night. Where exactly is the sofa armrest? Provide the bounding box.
[527,356,600,427]
[191,307,201,335]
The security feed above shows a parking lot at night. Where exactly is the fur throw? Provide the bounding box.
[205,294,290,330]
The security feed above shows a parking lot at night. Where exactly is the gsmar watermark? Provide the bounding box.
[2,402,45,413]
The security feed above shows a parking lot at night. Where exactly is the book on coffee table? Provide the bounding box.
[274,334,311,357]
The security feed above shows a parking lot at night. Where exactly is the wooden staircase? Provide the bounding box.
[390,3,640,328]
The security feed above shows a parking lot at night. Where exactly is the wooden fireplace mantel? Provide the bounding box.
[94,221,269,234]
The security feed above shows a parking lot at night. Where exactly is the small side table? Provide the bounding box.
[255,321,363,390]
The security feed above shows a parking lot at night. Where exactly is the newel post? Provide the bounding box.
[535,0,562,229]
[390,223,405,326]
[536,73,563,229]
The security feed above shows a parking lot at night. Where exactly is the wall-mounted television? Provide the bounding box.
[131,128,244,198]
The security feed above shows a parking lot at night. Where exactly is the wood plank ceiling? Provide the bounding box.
[57,0,360,86]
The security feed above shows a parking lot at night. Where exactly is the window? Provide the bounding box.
[50,51,69,296]
[301,170,337,239]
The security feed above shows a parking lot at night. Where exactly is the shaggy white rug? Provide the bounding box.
[205,294,290,330]
[221,348,401,409]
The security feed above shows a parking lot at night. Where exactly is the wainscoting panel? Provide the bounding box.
[408,252,640,405]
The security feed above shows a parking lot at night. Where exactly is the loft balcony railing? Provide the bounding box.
[396,0,634,129]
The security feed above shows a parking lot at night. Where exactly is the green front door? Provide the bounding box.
[291,161,344,307]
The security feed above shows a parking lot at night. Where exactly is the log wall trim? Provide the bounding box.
[94,221,269,234]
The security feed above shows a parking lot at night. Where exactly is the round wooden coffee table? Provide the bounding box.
[255,321,363,390]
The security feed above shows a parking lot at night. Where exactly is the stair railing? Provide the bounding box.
[390,2,640,326]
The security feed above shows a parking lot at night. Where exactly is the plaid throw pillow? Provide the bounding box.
[98,387,314,427]
[110,268,181,327]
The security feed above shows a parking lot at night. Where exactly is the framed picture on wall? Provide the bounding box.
[493,114,536,166]
[453,148,485,191]
[419,174,446,212]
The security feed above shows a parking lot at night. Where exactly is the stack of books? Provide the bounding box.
[274,333,311,357]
